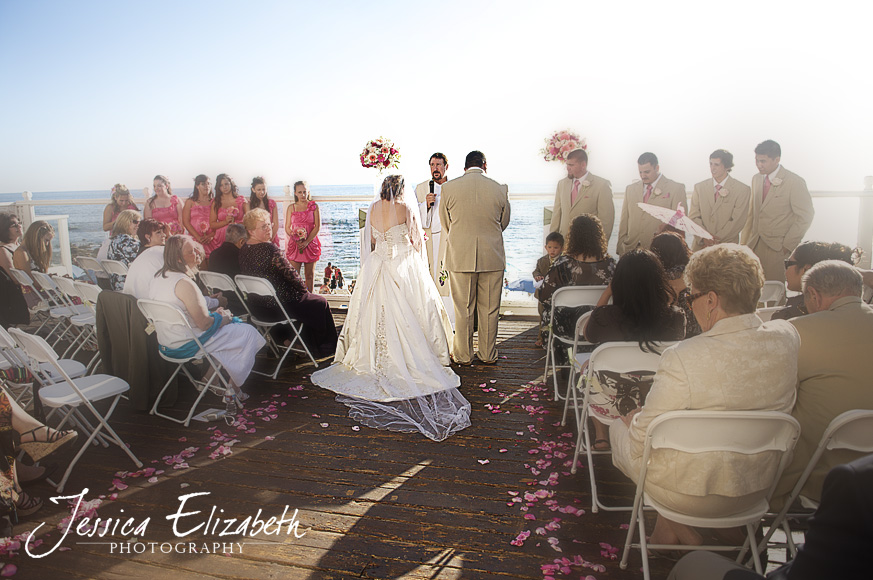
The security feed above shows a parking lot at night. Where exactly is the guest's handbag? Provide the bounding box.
[597,369,656,417]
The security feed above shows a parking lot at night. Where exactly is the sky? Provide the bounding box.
[1,0,872,194]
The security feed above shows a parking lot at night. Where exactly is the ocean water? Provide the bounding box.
[0,186,861,282]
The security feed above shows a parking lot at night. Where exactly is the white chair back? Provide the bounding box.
[77,256,106,283]
[0,325,17,351]
[74,281,102,310]
[646,410,800,457]
[29,270,69,307]
[234,275,279,300]
[53,275,82,302]
[587,341,673,375]
[825,409,873,452]
[551,285,609,309]
[101,259,129,276]
[199,271,237,294]
[759,281,786,307]
[756,306,782,322]
[136,299,193,333]
[9,267,37,289]
[8,327,59,364]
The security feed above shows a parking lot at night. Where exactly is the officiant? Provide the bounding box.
[414,152,450,296]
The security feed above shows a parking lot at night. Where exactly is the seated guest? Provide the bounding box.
[668,454,873,580]
[582,248,686,449]
[772,260,873,505]
[650,232,702,338]
[0,214,29,327]
[107,209,141,291]
[239,209,338,358]
[135,218,168,255]
[12,220,54,277]
[207,223,246,278]
[149,235,265,404]
[774,240,860,320]
[610,244,799,546]
[539,214,616,348]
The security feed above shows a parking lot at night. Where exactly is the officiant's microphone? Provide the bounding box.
[427,180,435,210]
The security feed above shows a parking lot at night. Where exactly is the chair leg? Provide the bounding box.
[747,523,763,574]
[620,498,643,571]
[149,364,185,418]
[638,511,651,580]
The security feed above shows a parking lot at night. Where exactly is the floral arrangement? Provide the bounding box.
[540,130,586,163]
[360,137,400,172]
[294,227,307,241]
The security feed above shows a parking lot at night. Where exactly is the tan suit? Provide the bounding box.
[688,176,751,251]
[741,166,814,281]
[414,180,449,296]
[616,176,687,255]
[773,297,873,504]
[439,168,510,363]
[549,173,614,240]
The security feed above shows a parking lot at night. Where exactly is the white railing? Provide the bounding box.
[4,178,873,276]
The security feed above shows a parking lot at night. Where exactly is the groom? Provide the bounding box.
[439,150,511,365]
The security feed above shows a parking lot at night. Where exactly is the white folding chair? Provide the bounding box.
[198,271,251,321]
[136,299,233,427]
[10,268,78,346]
[73,280,104,373]
[619,410,801,580]
[76,255,105,284]
[567,341,674,514]
[0,325,87,408]
[560,311,593,419]
[756,306,783,322]
[542,285,608,400]
[759,281,786,307]
[51,275,98,359]
[756,409,873,558]
[234,275,318,377]
[99,259,128,276]
[8,328,142,492]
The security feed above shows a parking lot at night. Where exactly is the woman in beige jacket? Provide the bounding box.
[610,244,799,546]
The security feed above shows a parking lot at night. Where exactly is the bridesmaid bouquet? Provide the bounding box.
[197,222,209,234]
[541,130,586,163]
[294,227,307,241]
[360,137,401,172]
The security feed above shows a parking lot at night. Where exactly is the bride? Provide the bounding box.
[310,175,470,441]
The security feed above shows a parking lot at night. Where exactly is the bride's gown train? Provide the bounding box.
[310,221,470,441]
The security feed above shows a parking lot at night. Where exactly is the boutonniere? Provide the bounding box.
[770,177,783,186]
[652,187,669,199]
[718,187,729,198]
[581,180,591,188]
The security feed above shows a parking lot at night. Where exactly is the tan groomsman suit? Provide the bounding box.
[616,175,686,255]
[688,175,751,251]
[414,180,449,296]
[439,167,510,364]
[773,297,873,504]
[741,165,814,281]
[549,173,614,240]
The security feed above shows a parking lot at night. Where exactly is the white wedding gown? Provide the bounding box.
[310,207,470,441]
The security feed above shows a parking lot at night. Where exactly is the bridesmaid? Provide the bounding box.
[183,174,219,256]
[284,180,322,292]
[248,176,279,246]
[101,184,139,232]
[143,175,184,234]
[210,173,248,248]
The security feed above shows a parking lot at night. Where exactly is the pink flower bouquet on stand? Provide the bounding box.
[360,137,401,173]
[540,130,586,163]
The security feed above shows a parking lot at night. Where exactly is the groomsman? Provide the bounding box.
[741,140,814,282]
[549,148,614,240]
[414,153,450,296]
[616,152,686,255]
[440,151,510,365]
[688,149,751,251]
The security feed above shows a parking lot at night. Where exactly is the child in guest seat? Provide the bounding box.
[533,231,564,347]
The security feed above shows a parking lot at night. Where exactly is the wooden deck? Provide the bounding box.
[5,316,672,580]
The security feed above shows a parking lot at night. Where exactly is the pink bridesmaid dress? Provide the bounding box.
[212,196,247,248]
[285,201,322,263]
[188,201,220,256]
[150,195,184,234]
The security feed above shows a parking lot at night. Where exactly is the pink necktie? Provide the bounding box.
[762,175,772,202]
[643,183,653,203]
[714,184,722,202]
[570,179,580,205]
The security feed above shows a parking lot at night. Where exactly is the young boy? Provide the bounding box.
[533,231,564,346]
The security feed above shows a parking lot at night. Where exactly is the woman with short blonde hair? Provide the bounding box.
[107,209,142,290]
[684,243,764,317]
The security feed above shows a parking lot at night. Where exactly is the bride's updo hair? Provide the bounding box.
[379,175,405,201]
